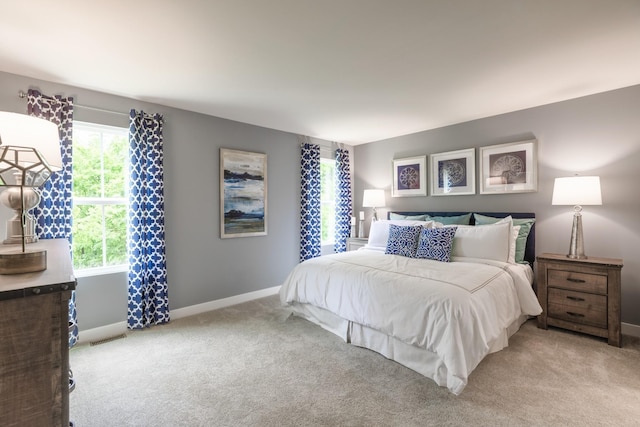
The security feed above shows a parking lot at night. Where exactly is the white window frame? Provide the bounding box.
[72,121,129,277]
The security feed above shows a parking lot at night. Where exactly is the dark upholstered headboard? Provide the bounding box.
[388,212,536,265]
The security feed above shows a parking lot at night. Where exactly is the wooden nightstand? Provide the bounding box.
[536,253,623,347]
[346,237,368,251]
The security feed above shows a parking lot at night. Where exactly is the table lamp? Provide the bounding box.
[362,189,385,221]
[0,112,62,274]
[551,175,602,259]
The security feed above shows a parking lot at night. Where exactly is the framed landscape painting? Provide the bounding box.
[479,139,537,194]
[430,148,475,196]
[392,155,427,197]
[220,148,267,238]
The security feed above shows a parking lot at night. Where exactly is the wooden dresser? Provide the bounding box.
[0,239,76,426]
[536,252,623,347]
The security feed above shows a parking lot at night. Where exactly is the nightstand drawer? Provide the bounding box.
[548,288,607,328]
[548,269,607,294]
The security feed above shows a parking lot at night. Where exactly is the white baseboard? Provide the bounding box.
[622,322,640,338]
[76,287,640,344]
[77,286,280,345]
[171,285,280,320]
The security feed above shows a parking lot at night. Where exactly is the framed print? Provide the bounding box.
[220,148,267,238]
[479,139,537,194]
[430,148,475,196]
[392,155,427,197]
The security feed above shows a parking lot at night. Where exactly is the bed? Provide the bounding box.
[280,212,542,394]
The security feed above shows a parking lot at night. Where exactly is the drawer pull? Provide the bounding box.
[566,311,585,318]
[566,295,586,302]
[566,277,586,283]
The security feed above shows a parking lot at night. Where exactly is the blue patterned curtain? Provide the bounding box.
[334,148,352,253]
[300,138,321,261]
[26,89,78,346]
[127,110,169,329]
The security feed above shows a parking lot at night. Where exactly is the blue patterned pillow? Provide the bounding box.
[385,224,422,257]
[415,227,458,262]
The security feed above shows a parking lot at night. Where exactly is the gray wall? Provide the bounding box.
[354,85,640,326]
[0,71,306,330]
[2,69,638,329]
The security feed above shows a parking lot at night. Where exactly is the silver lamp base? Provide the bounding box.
[4,215,38,244]
[567,209,587,259]
[0,250,47,274]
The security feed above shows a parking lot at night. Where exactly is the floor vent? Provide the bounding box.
[90,334,127,346]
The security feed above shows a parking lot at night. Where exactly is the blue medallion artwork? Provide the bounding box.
[397,163,421,190]
[221,149,267,237]
[438,158,467,189]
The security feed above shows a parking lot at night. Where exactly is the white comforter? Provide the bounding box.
[280,250,542,394]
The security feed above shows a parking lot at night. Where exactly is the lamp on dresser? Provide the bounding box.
[362,189,385,221]
[0,111,62,274]
[551,175,602,259]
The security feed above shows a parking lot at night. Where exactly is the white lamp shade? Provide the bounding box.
[0,112,62,170]
[552,176,602,206]
[362,189,385,207]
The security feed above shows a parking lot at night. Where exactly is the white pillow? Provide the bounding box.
[509,225,520,264]
[367,220,434,249]
[491,216,518,264]
[451,220,511,262]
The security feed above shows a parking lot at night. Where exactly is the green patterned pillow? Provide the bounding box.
[389,213,429,221]
[426,213,472,225]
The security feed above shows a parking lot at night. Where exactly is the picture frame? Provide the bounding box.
[392,155,427,197]
[220,148,267,238]
[430,148,476,196]
[479,139,537,194]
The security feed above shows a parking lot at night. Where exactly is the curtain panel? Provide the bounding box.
[127,110,169,329]
[300,139,321,261]
[26,89,78,345]
[334,148,352,253]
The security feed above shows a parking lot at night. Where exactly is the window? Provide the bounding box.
[72,122,128,273]
[320,157,336,246]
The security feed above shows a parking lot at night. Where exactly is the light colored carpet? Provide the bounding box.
[69,295,640,426]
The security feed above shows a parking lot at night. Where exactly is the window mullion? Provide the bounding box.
[102,204,107,267]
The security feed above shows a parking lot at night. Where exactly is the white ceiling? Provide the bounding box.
[1,1,639,145]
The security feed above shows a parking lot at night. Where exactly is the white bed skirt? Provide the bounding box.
[286,301,529,394]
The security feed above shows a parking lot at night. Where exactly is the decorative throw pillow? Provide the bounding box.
[415,227,458,262]
[368,220,434,249]
[509,225,520,264]
[425,213,472,225]
[385,224,422,257]
[389,213,429,221]
[451,221,511,262]
[473,214,535,263]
